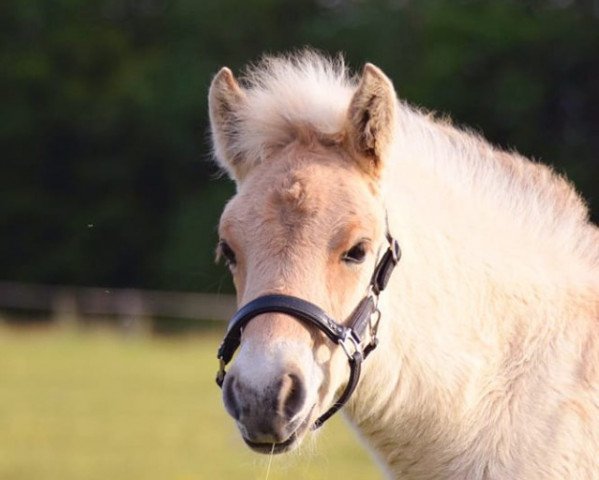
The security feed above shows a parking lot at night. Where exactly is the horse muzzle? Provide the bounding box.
[221,349,317,453]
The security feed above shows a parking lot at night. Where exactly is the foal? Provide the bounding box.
[209,51,599,479]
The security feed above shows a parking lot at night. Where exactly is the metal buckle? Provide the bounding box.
[391,239,400,263]
[338,329,362,360]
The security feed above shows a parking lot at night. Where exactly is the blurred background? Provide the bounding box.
[0,0,597,479]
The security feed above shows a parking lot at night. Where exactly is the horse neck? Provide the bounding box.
[346,105,596,442]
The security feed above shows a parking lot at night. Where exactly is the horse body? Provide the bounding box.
[209,51,599,479]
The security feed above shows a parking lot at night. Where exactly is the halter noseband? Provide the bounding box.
[215,231,401,429]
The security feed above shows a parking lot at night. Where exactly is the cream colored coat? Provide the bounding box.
[209,51,599,479]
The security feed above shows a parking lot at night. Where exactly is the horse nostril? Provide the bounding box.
[223,375,240,420]
[279,373,306,420]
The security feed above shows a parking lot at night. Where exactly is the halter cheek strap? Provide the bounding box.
[215,233,401,429]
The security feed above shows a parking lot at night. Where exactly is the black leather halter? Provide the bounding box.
[215,232,401,429]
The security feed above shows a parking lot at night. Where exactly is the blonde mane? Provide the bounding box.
[219,51,597,265]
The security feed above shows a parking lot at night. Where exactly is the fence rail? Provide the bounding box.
[0,281,236,325]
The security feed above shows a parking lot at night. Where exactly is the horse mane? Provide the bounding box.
[228,50,598,265]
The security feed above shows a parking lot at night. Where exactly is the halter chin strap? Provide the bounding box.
[215,231,401,429]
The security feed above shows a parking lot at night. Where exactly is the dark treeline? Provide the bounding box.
[1,0,597,293]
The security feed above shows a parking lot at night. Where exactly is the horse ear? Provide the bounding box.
[209,67,247,182]
[346,63,397,177]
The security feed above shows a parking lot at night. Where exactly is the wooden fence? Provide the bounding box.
[0,281,235,331]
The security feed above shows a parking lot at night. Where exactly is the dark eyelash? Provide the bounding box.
[218,240,237,266]
[342,242,367,264]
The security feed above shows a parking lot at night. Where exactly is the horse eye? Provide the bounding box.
[218,240,237,267]
[342,242,367,264]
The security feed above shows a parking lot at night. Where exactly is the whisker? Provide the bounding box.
[264,443,275,480]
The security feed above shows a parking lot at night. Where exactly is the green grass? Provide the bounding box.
[0,326,380,480]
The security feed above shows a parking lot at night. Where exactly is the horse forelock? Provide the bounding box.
[221,50,355,167]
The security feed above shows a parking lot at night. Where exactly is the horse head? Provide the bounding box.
[209,56,398,453]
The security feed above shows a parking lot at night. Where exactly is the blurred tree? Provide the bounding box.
[0,0,597,292]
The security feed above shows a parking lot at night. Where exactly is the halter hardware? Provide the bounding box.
[337,328,362,360]
[215,230,401,429]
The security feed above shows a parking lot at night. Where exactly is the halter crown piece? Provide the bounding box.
[215,228,401,429]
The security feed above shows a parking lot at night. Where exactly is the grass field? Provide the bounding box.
[0,325,380,480]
